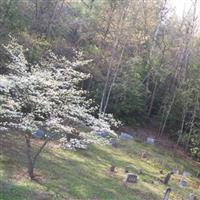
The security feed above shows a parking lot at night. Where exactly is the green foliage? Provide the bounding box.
[24,36,51,63]
[189,132,200,161]
[83,44,101,56]
[106,58,148,124]
[0,0,24,38]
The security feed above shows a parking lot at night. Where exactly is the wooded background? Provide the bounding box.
[0,0,199,161]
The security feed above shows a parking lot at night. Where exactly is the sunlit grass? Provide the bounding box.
[0,135,200,200]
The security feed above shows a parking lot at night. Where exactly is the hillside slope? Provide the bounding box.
[0,133,200,200]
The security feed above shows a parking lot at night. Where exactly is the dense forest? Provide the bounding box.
[0,0,200,161]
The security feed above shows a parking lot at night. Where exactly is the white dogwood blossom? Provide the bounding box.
[0,38,119,138]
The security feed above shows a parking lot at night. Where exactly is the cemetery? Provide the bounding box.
[0,0,200,199]
[1,130,199,200]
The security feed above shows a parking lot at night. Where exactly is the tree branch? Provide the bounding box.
[32,138,49,165]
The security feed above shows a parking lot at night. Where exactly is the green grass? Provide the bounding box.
[0,134,200,200]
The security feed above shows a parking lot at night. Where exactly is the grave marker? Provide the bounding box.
[183,171,191,177]
[163,172,174,185]
[162,188,171,200]
[146,137,155,145]
[163,188,172,200]
[124,173,138,183]
[187,193,198,200]
[196,171,200,179]
[179,179,188,187]
[120,132,134,140]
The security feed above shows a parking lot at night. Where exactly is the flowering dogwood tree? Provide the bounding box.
[0,39,118,179]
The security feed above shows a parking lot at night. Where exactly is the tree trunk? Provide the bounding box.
[46,0,65,38]
[25,134,34,179]
[24,134,49,179]
[32,138,49,165]
[176,103,187,146]
[148,79,158,116]
[159,89,177,136]
[99,5,127,114]
[99,39,118,114]
[144,0,168,92]
[159,0,197,136]
[34,0,38,19]
[185,98,197,151]
[103,45,125,114]
[27,159,34,179]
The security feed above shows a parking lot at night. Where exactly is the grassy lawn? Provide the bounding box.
[0,134,200,200]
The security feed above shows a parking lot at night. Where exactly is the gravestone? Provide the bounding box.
[179,179,188,187]
[163,172,174,185]
[196,171,200,179]
[187,194,198,200]
[183,171,191,177]
[110,138,117,147]
[138,168,144,175]
[96,130,109,138]
[172,168,179,174]
[119,132,134,140]
[162,188,171,200]
[124,173,138,183]
[32,130,45,139]
[146,137,155,145]
[32,130,52,139]
[125,166,129,173]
